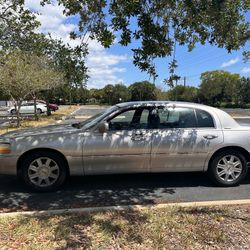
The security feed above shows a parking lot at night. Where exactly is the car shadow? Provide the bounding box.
[0,171,249,212]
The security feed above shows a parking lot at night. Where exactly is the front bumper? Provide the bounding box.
[0,155,18,175]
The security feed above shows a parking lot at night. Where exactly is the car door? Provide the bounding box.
[150,106,223,172]
[21,103,34,114]
[19,103,28,113]
[82,107,153,174]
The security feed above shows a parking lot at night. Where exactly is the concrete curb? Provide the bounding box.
[232,116,250,119]
[0,199,250,218]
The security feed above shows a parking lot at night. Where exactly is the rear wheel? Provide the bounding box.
[208,150,248,186]
[20,151,68,192]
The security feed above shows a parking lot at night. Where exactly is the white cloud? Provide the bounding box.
[241,67,250,74]
[86,51,128,89]
[24,0,127,88]
[87,54,128,66]
[221,57,240,68]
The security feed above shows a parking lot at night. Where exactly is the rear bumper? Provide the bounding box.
[0,155,18,175]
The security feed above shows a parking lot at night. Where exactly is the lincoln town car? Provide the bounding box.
[0,101,249,191]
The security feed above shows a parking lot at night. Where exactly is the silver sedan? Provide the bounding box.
[0,101,249,191]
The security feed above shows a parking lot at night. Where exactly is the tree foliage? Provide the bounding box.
[0,0,40,50]
[101,84,130,105]
[199,70,240,105]
[129,81,157,101]
[0,0,88,98]
[0,50,65,125]
[238,77,250,104]
[43,0,249,78]
[167,85,198,102]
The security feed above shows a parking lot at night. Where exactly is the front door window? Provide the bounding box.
[108,108,150,130]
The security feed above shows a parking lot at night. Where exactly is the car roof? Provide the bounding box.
[116,101,209,109]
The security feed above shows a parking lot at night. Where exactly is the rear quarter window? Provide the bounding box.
[196,109,214,128]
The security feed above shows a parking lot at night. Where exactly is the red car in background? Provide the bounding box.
[28,100,59,112]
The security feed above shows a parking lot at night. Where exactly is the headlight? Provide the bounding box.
[0,142,11,154]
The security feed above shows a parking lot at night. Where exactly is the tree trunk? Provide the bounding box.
[69,88,72,108]
[34,95,38,121]
[46,98,51,116]
[16,100,22,127]
[44,91,51,116]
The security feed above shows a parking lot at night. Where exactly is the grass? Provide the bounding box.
[0,105,79,135]
[0,205,249,249]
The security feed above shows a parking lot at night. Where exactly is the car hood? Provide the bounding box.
[1,123,80,139]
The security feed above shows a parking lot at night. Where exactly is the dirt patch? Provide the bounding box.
[0,105,79,135]
[0,205,249,249]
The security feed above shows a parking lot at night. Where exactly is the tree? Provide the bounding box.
[71,87,89,104]
[38,38,88,108]
[102,84,115,104]
[155,87,168,101]
[0,51,65,126]
[102,84,130,105]
[42,0,249,78]
[45,38,88,96]
[113,84,130,104]
[0,1,88,105]
[0,0,40,50]
[167,85,198,102]
[89,88,104,103]
[239,77,250,104]
[129,81,157,101]
[199,70,240,105]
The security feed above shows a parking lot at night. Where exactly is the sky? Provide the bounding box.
[25,0,250,90]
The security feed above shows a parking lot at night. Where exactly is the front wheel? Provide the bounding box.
[20,151,68,192]
[11,109,17,115]
[36,108,42,114]
[208,150,248,187]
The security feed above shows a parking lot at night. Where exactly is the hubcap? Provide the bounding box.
[28,157,60,187]
[216,155,242,182]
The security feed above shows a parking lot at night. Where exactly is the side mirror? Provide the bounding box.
[97,122,109,133]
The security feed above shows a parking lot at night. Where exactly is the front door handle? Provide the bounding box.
[203,134,218,140]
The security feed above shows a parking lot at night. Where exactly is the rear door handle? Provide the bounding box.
[203,135,218,140]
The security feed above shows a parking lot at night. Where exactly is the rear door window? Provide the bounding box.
[150,107,197,129]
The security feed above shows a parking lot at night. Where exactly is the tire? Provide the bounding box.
[20,151,68,192]
[37,108,42,114]
[11,109,16,115]
[208,149,248,187]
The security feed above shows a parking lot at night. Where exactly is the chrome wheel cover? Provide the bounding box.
[28,157,60,187]
[216,155,242,182]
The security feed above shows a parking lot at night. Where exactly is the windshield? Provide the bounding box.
[77,106,118,129]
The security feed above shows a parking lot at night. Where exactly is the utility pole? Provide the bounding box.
[184,77,186,87]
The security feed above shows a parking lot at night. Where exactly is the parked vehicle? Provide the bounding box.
[8,102,47,114]
[0,101,249,191]
[36,100,59,112]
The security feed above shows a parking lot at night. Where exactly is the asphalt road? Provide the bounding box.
[0,172,249,212]
[0,106,250,213]
[0,110,8,126]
